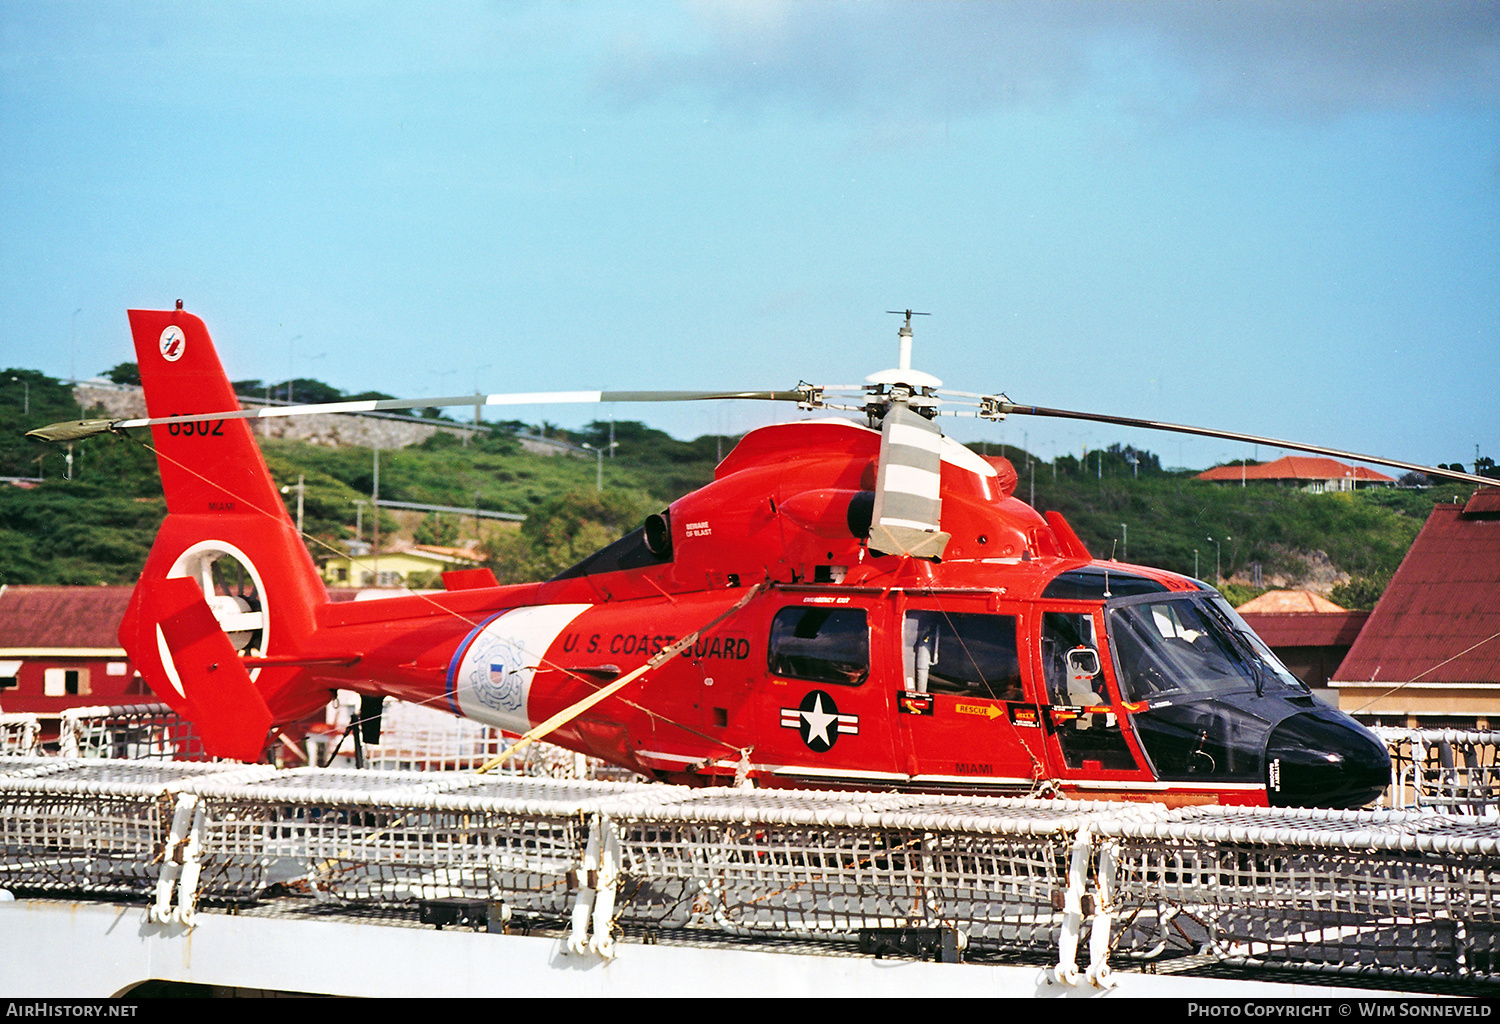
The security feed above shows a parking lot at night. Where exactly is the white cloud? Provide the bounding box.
[599,1,1500,122]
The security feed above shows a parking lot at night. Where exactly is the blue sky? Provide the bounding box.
[2,1,1496,473]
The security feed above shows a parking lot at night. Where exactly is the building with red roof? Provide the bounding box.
[1197,455,1395,492]
[1332,489,1500,727]
[0,585,148,722]
[1236,591,1370,696]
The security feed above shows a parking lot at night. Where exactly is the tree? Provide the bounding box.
[0,370,79,478]
[1106,443,1161,477]
[413,512,459,547]
[482,488,656,583]
[472,427,520,455]
[103,362,141,386]
[270,378,344,405]
[1331,573,1391,611]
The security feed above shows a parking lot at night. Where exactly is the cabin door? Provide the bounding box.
[1035,607,1152,788]
[893,597,1046,793]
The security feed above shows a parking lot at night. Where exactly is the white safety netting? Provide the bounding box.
[3,759,1499,987]
[1,704,210,761]
[0,713,41,756]
[318,694,633,780]
[1102,805,1500,981]
[29,706,1500,821]
[1376,728,1500,817]
[1,700,628,779]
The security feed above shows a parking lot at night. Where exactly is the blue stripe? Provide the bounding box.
[444,610,510,715]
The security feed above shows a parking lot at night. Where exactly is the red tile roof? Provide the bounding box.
[1334,491,1500,685]
[1197,456,1394,484]
[1241,610,1369,647]
[0,585,135,649]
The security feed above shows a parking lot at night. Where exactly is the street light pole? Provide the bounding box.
[1120,522,1127,562]
[372,444,380,585]
[582,442,617,491]
[469,364,493,447]
[1207,535,1228,583]
[281,475,306,535]
[70,308,81,384]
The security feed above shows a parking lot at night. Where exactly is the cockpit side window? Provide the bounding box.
[1041,612,1100,706]
[768,607,870,686]
[1109,595,1309,701]
[1041,610,1137,771]
[902,611,1022,700]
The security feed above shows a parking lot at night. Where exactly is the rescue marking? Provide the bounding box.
[449,604,591,732]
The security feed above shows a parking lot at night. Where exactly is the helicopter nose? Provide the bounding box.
[1264,707,1392,809]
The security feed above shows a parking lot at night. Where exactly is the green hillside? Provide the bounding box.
[1007,445,1432,608]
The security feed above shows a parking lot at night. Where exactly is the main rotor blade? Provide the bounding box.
[997,401,1496,488]
[28,388,809,442]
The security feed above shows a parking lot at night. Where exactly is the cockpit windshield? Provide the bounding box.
[1108,593,1309,703]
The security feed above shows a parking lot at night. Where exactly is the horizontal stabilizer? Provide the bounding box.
[140,577,274,762]
[443,568,500,590]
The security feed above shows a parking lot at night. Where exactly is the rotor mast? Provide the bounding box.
[893,308,922,371]
[862,310,951,559]
[866,310,940,424]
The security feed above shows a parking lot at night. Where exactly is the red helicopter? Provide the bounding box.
[30,304,1495,807]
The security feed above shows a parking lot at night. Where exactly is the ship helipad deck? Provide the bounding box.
[5,896,1470,999]
[2,758,1498,997]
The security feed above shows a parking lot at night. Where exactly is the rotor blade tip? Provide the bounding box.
[25,419,118,443]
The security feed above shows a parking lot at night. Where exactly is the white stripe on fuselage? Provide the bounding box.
[450,604,591,733]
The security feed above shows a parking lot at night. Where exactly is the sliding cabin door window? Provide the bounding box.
[768,607,870,686]
[902,611,1022,701]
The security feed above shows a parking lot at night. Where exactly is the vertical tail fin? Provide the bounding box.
[118,306,331,758]
[127,307,286,516]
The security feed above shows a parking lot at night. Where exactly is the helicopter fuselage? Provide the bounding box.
[287,418,1390,808]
